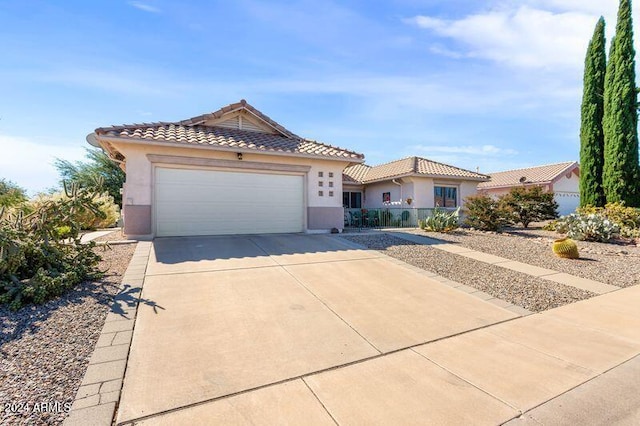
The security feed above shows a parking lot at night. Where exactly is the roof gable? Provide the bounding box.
[181,99,299,138]
[92,100,364,162]
[478,161,579,189]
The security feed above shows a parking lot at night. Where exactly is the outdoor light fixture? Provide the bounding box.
[237,152,243,160]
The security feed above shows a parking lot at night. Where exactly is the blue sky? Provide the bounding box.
[0,0,632,194]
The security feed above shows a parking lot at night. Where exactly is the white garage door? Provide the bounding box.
[555,192,580,216]
[155,168,304,237]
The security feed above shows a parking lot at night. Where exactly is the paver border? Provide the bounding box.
[64,241,152,426]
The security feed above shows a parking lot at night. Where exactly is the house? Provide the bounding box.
[342,156,489,210]
[87,100,364,238]
[477,161,580,216]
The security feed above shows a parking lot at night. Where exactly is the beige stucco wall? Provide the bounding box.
[362,177,480,210]
[107,140,353,237]
[363,181,406,208]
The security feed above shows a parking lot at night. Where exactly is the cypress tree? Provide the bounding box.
[603,0,640,207]
[580,17,607,207]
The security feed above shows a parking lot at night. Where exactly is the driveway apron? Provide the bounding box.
[117,234,517,424]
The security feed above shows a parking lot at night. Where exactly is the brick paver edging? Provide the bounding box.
[64,241,152,426]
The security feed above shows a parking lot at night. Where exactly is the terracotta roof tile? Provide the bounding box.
[94,100,364,161]
[343,164,371,183]
[478,161,578,189]
[351,156,488,183]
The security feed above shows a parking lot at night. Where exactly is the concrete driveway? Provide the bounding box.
[116,234,520,424]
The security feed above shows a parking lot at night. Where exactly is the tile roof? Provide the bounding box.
[478,161,578,189]
[94,100,364,161]
[345,156,488,183]
[343,164,371,184]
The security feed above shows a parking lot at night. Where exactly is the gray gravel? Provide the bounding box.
[342,234,595,313]
[90,228,127,243]
[0,243,136,425]
[401,227,640,288]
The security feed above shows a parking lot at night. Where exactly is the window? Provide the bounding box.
[329,172,334,178]
[329,191,334,197]
[434,186,457,207]
[343,191,362,208]
[318,190,324,197]
[318,171,323,177]
[318,181,324,187]
[328,181,334,187]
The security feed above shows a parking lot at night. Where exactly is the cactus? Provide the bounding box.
[552,237,579,259]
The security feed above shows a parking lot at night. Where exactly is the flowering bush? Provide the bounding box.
[554,212,619,242]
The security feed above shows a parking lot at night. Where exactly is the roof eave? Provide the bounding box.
[364,172,488,184]
[478,180,552,190]
[96,135,365,163]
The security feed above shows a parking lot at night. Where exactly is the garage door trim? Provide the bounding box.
[147,154,312,174]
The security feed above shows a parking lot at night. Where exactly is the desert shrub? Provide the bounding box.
[0,182,104,310]
[553,212,619,242]
[31,191,118,230]
[462,194,511,231]
[573,202,640,238]
[420,207,460,233]
[499,186,558,228]
[0,178,28,208]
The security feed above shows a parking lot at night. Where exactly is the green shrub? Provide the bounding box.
[499,186,559,228]
[573,202,640,239]
[0,181,104,310]
[0,178,28,208]
[553,212,619,242]
[462,194,511,231]
[31,190,119,230]
[420,207,460,233]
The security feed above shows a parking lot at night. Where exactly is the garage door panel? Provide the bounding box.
[155,168,304,237]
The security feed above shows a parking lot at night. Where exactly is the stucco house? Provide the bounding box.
[343,157,489,211]
[87,100,364,238]
[477,161,580,216]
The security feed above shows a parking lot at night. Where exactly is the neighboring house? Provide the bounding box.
[87,100,364,238]
[477,161,580,216]
[342,156,489,210]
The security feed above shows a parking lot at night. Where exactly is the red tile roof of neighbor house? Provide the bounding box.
[94,100,365,162]
[477,161,579,189]
[343,156,489,184]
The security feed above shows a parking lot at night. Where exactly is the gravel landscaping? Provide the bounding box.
[0,243,136,426]
[400,227,640,288]
[89,228,127,243]
[342,233,596,313]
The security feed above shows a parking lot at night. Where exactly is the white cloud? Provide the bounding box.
[129,1,161,14]
[0,134,86,195]
[409,6,596,70]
